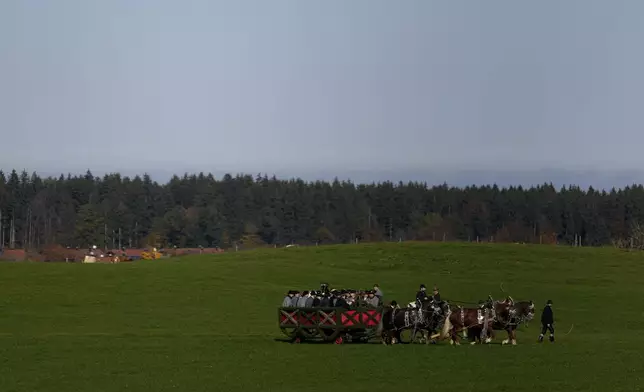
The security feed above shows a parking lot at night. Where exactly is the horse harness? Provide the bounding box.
[460,306,496,326]
[391,305,431,332]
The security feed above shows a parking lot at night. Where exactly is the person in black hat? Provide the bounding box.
[538,300,555,342]
[319,292,331,307]
[365,290,379,307]
[335,292,348,308]
[312,291,321,307]
[282,290,296,307]
[416,284,428,302]
[304,290,314,307]
[297,291,309,307]
[431,286,441,303]
[329,289,338,307]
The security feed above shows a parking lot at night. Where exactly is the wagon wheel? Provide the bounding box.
[397,329,417,344]
[280,327,298,341]
[318,327,341,342]
[349,329,369,343]
[280,327,299,339]
[299,328,319,340]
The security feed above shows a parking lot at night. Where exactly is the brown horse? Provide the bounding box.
[471,298,535,345]
[442,303,494,345]
[441,296,513,345]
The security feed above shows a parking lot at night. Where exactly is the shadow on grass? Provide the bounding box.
[272,337,504,347]
[273,337,382,345]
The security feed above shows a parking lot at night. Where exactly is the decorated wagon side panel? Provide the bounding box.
[278,307,383,343]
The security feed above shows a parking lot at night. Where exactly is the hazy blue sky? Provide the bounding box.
[1,1,643,186]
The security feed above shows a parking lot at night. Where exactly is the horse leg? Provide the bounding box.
[470,325,485,344]
[381,330,389,345]
[469,326,478,345]
[502,327,512,345]
[485,327,494,344]
[511,328,517,345]
[413,328,425,344]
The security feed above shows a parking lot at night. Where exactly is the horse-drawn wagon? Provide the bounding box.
[278,306,383,344]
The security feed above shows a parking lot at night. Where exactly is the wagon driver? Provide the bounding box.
[373,284,383,305]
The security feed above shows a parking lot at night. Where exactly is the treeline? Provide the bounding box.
[2,169,644,250]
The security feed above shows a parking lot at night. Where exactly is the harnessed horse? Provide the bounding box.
[442,296,513,345]
[472,298,535,345]
[381,298,438,345]
[411,299,450,343]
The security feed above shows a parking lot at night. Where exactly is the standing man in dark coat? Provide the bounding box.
[539,300,555,343]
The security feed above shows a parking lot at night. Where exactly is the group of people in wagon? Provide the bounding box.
[282,283,445,310]
[282,283,384,309]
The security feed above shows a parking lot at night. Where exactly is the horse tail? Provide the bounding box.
[440,310,452,339]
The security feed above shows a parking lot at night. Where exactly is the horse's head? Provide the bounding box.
[494,297,514,319]
[524,300,535,321]
[502,296,516,316]
[478,295,492,309]
[430,299,450,318]
[441,300,451,315]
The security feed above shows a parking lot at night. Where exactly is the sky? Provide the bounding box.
[1,1,643,188]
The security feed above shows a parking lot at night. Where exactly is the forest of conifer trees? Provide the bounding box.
[2,168,644,250]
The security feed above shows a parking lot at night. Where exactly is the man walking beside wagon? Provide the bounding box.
[538,300,555,343]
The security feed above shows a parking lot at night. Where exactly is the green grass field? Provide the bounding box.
[1,242,643,391]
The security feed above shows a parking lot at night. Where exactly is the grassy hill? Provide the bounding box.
[0,242,642,391]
